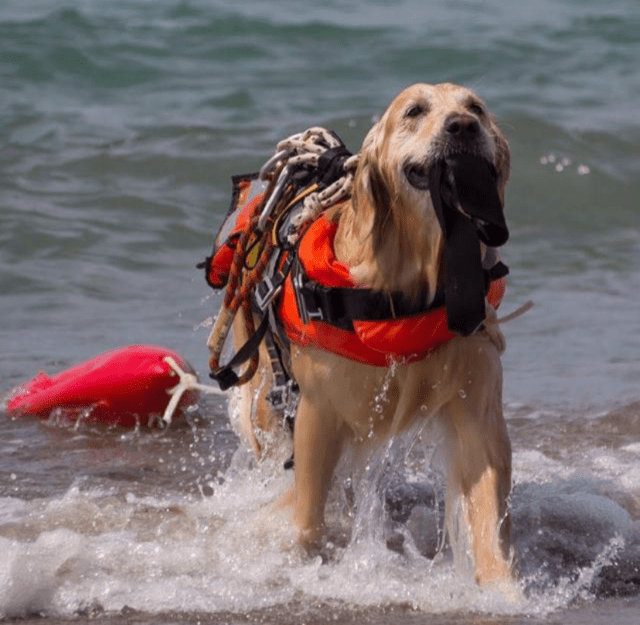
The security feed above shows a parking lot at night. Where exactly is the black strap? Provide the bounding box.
[293,258,446,331]
[316,144,353,188]
[209,251,297,391]
[292,256,508,334]
[427,158,508,336]
[440,208,486,336]
[445,153,508,247]
[209,314,270,391]
[485,260,509,285]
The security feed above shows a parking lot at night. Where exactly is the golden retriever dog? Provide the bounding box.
[228,83,513,586]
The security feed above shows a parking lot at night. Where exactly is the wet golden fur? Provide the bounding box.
[230,83,514,585]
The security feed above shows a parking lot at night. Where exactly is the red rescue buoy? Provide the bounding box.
[5,345,201,427]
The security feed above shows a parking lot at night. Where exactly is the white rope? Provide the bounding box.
[295,153,359,229]
[497,300,534,324]
[162,356,228,425]
[258,126,362,245]
[287,153,320,167]
[261,127,351,181]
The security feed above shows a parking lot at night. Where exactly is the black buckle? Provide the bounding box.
[209,366,240,391]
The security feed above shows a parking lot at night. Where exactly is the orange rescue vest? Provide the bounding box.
[277,213,506,366]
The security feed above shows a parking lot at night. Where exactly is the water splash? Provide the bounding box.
[368,360,398,439]
[1,402,639,621]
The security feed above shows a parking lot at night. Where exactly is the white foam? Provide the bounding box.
[0,529,83,618]
[512,449,573,484]
[0,444,622,617]
[622,442,640,454]
[0,435,637,620]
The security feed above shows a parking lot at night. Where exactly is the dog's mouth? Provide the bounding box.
[404,153,508,247]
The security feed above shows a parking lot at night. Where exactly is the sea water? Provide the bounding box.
[1,1,640,623]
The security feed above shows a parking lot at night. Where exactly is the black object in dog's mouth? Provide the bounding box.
[405,153,509,247]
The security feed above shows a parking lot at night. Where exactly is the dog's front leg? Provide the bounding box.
[439,346,513,585]
[291,395,345,550]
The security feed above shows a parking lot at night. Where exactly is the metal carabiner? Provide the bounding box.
[259,149,289,180]
[257,164,291,232]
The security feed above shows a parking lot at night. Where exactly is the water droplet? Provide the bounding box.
[577,164,590,175]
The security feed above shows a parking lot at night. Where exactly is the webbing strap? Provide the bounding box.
[209,314,270,391]
[291,257,508,332]
[209,250,296,391]
[427,155,508,336]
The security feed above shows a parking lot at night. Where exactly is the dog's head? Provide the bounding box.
[350,83,510,303]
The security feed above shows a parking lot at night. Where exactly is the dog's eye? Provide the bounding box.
[468,102,485,116]
[405,105,425,118]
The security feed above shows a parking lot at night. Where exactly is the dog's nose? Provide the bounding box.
[445,114,480,139]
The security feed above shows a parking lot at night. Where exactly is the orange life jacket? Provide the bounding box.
[203,179,506,368]
[277,212,506,366]
[205,176,269,289]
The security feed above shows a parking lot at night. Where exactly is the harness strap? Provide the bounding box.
[291,256,509,332]
[485,260,510,284]
[316,143,353,188]
[263,329,289,393]
[209,314,270,391]
[209,250,297,391]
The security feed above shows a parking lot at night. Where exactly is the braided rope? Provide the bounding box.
[207,212,266,373]
[208,127,359,386]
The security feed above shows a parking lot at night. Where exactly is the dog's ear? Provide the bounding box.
[354,149,395,245]
[349,143,396,288]
[353,139,384,214]
[367,159,393,222]
[492,124,511,205]
[356,121,393,212]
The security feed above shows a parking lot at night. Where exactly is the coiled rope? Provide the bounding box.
[206,127,359,387]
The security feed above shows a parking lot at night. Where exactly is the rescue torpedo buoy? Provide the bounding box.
[5,345,201,427]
